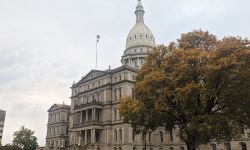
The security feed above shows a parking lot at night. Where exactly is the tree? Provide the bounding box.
[120,30,250,150]
[13,126,38,150]
[0,144,22,150]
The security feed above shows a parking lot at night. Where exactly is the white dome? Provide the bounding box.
[125,22,156,50]
[121,0,156,69]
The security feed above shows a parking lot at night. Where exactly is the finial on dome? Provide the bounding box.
[135,0,145,23]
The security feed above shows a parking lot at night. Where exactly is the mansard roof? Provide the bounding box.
[48,103,70,112]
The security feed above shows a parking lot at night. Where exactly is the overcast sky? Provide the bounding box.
[0,0,250,146]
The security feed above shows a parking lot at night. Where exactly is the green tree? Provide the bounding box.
[13,126,38,150]
[0,144,22,150]
[120,30,250,150]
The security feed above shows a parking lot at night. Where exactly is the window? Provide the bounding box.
[119,75,121,80]
[133,147,137,150]
[241,128,245,134]
[240,142,247,150]
[169,147,174,150]
[134,61,138,68]
[119,88,122,100]
[149,132,151,142]
[159,131,163,143]
[225,143,231,150]
[211,144,217,150]
[114,110,117,121]
[140,60,144,66]
[180,147,185,150]
[119,129,122,141]
[132,132,135,141]
[142,133,145,141]
[114,130,118,142]
[114,91,117,101]
[169,130,173,141]
[97,94,100,101]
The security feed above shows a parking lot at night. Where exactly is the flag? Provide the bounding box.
[97,35,100,43]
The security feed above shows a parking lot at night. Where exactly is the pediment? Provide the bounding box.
[48,104,62,112]
[80,70,106,82]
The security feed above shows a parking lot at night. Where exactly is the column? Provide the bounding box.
[84,130,87,144]
[86,109,88,122]
[137,57,139,68]
[91,129,96,143]
[92,109,96,122]
[80,111,83,123]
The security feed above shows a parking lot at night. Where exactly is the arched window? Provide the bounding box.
[240,142,247,150]
[159,131,163,143]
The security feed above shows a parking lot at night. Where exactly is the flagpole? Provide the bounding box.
[96,39,97,69]
[96,35,100,69]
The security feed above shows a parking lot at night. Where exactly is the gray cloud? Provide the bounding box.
[0,0,249,146]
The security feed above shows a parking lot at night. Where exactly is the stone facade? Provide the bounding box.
[0,109,6,146]
[46,104,70,150]
[46,0,250,150]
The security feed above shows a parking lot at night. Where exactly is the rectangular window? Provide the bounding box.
[225,143,231,150]
[114,91,117,101]
[119,88,122,100]
[211,144,217,150]
[169,130,173,141]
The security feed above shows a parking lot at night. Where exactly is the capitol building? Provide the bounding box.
[45,1,250,150]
